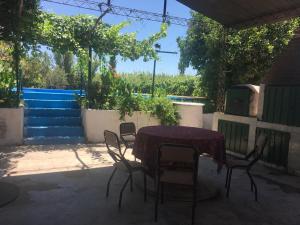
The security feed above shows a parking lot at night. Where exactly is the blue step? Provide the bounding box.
[23,88,83,94]
[25,99,79,109]
[24,117,82,126]
[24,136,85,145]
[23,88,85,145]
[24,92,77,100]
[25,108,81,117]
[24,126,84,138]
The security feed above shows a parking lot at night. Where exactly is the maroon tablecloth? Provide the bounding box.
[133,126,226,174]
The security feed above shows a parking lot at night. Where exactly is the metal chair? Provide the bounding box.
[104,130,145,209]
[154,143,199,225]
[225,133,269,201]
[119,122,136,155]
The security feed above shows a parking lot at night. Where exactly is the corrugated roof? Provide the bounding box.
[178,0,300,28]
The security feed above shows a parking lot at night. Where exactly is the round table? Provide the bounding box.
[132,125,226,201]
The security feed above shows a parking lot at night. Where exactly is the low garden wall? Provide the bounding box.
[82,102,204,143]
[0,108,24,146]
[212,112,300,174]
[203,113,213,130]
[173,102,204,128]
[82,109,160,143]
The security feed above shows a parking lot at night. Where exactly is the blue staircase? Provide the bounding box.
[23,88,85,145]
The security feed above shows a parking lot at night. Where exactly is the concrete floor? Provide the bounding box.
[0,144,300,225]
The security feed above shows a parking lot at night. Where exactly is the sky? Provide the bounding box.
[41,0,197,75]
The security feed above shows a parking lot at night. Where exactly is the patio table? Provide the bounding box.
[132,125,226,201]
[133,125,226,175]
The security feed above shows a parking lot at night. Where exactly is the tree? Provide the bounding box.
[44,66,68,89]
[0,0,41,95]
[0,41,19,107]
[53,51,74,87]
[177,13,299,109]
[21,51,52,87]
[0,0,40,43]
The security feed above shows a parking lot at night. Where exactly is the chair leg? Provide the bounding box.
[122,147,128,156]
[118,175,131,209]
[192,184,197,225]
[247,170,258,201]
[225,168,229,188]
[144,172,147,202]
[154,180,160,222]
[106,167,117,197]
[160,183,164,204]
[226,168,233,198]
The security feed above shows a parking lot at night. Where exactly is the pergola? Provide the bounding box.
[177,0,300,109]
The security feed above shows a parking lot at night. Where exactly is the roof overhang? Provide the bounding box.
[178,0,300,29]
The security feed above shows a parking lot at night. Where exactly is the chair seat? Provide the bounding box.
[114,160,142,172]
[125,141,134,149]
[123,135,135,142]
[121,135,135,148]
[160,170,194,185]
[226,158,249,168]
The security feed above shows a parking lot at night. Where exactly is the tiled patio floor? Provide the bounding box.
[0,144,300,225]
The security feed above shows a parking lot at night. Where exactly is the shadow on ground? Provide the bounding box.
[0,145,300,225]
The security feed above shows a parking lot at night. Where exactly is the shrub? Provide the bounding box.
[144,96,180,126]
[80,68,180,125]
[0,57,19,108]
[86,68,117,109]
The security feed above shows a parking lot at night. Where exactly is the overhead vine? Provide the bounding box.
[37,12,168,60]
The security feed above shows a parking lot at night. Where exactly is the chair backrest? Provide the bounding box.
[104,130,124,164]
[158,143,199,185]
[120,122,136,136]
[249,133,269,166]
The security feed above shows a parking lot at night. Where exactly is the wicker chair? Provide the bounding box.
[119,122,136,155]
[154,143,199,225]
[225,133,269,201]
[104,130,145,209]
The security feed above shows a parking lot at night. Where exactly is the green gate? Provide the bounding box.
[218,120,249,155]
[256,128,290,167]
[225,88,251,117]
[262,86,300,127]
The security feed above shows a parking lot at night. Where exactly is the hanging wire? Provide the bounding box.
[42,0,192,26]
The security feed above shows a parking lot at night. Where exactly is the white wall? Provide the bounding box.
[203,113,213,130]
[82,110,160,143]
[0,108,24,146]
[173,102,204,128]
[82,102,204,143]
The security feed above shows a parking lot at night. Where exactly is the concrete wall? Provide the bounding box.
[203,113,214,130]
[173,102,204,128]
[0,108,24,146]
[212,112,300,174]
[82,102,204,143]
[82,110,160,143]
